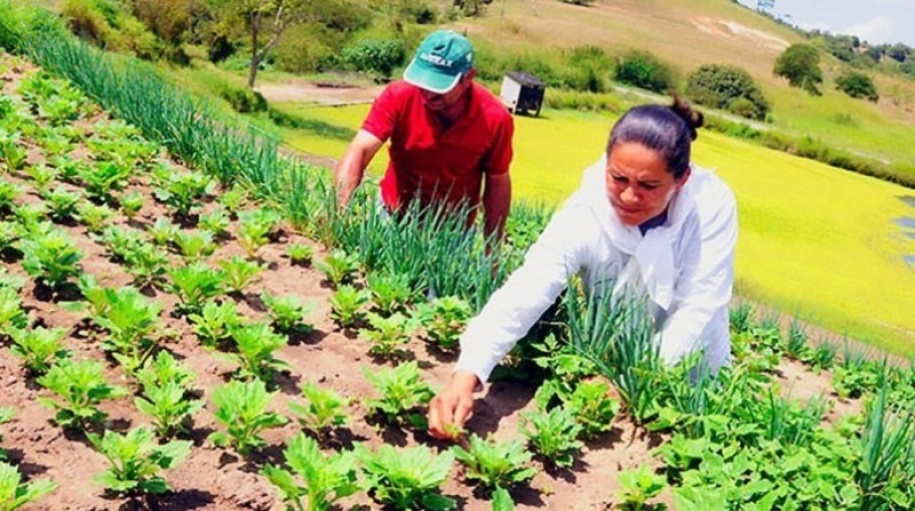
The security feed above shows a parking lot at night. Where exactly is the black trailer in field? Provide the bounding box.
[500,71,546,117]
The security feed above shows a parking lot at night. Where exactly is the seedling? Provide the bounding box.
[199,207,230,237]
[188,300,245,348]
[261,433,361,511]
[18,228,83,290]
[43,186,82,223]
[23,164,57,192]
[0,286,27,334]
[315,249,360,287]
[0,180,24,215]
[165,262,226,315]
[366,272,414,315]
[225,322,290,381]
[0,408,13,460]
[37,359,127,429]
[74,200,114,233]
[173,229,216,261]
[452,434,536,491]
[216,184,248,212]
[153,170,214,218]
[261,292,315,334]
[329,285,369,329]
[358,444,456,511]
[360,312,414,360]
[135,381,204,438]
[78,160,132,204]
[87,427,191,495]
[0,461,58,510]
[89,286,161,375]
[122,242,169,289]
[364,361,434,426]
[147,217,178,246]
[208,379,288,456]
[285,243,313,266]
[519,406,584,468]
[135,351,197,390]
[288,381,351,437]
[0,131,27,172]
[118,190,144,220]
[615,464,667,510]
[414,295,473,351]
[218,255,264,294]
[236,208,281,257]
[565,379,620,438]
[8,326,69,375]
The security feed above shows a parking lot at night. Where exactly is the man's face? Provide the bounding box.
[420,71,474,111]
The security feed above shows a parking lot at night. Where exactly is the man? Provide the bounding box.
[334,30,514,241]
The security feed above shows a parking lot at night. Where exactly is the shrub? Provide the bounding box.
[774,43,823,95]
[342,39,406,80]
[614,50,676,93]
[216,83,268,113]
[685,64,769,121]
[835,70,879,102]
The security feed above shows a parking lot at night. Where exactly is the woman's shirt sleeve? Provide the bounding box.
[454,203,593,384]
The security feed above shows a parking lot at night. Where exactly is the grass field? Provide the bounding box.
[281,102,915,355]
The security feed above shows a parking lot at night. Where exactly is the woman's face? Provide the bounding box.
[605,142,689,226]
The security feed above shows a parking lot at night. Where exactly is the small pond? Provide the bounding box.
[900,196,915,266]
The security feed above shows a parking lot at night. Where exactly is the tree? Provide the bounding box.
[773,43,823,95]
[686,64,769,121]
[614,50,676,94]
[835,71,879,102]
[215,0,314,88]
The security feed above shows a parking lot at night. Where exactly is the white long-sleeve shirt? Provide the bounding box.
[455,156,738,384]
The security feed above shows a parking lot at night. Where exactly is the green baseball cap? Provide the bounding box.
[403,30,474,94]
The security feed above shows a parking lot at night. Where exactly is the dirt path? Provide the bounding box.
[255,79,383,107]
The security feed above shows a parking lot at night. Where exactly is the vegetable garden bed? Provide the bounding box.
[1,49,914,511]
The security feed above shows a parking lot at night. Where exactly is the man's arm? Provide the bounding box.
[334,129,384,207]
[482,171,511,242]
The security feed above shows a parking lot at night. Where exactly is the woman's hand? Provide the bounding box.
[427,371,480,440]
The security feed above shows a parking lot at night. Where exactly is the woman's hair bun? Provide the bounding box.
[669,93,704,141]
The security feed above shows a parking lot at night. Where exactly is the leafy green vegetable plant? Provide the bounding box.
[0,408,13,461]
[360,312,414,360]
[616,464,667,510]
[261,433,361,511]
[218,255,264,294]
[37,359,127,429]
[78,160,132,204]
[315,249,359,287]
[153,170,214,218]
[23,164,57,192]
[0,287,27,335]
[89,286,161,375]
[18,228,82,290]
[288,382,351,437]
[329,285,369,329]
[0,180,24,215]
[217,184,248,212]
[165,262,226,315]
[208,379,288,456]
[415,295,473,351]
[236,208,281,257]
[452,434,536,492]
[519,406,584,468]
[147,217,178,246]
[366,272,414,315]
[87,427,191,496]
[135,351,197,390]
[188,300,244,348]
[173,229,216,261]
[358,444,456,511]
[565,379,620,438]
[364,361,434,426]
[199,208,229,237]
[74,200,114,233]
[0,131,27,172]
[0,460,58,510]
[285,243,313,266]
[261,292,315,334]
[225,323,290,381]
[8,326,69,375]
[135,380,204,438]
[118,190,144,220]
[42,186,82,223]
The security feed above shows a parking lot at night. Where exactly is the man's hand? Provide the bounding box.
[427,371,480,440]
[334,129,384,208]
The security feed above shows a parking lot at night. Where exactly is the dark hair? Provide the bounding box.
[606,95,704,179]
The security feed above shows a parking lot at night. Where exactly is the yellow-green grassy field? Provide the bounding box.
[282,102,915,356]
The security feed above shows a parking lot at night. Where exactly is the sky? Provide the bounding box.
[736,0,915,47]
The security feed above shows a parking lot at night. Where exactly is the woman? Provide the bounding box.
[427,96,738,439]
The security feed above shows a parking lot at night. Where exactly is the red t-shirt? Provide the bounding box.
[361,80,514,213]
